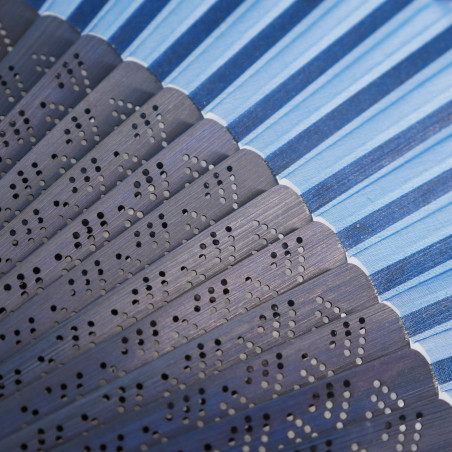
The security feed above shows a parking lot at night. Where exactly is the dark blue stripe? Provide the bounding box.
[371,235,452,295]
[304,102,452,213]
[189,0,322,109]
[266,23,452,174]
[109,0,169,54]
[24,0,45,9]
[432,356,452,385]
[150,0,244,80]
[68,0,109,31]
[402,295,452,337]
[229,0,413,141]
[337,165,452,250]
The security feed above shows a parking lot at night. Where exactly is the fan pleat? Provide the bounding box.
[0,0,450,451]
[0,15,79,120]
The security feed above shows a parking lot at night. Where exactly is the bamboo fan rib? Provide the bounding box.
[0,0,37,62]
[0,0,450,451]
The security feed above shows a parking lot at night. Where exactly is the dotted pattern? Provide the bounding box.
[0,89,202,279]
[0,15,80,122]
[0,224,344,448]
[0,62,160,227]
[0,35,119,176]
[0,23,447,449]
[0,120,228,313]
[0,185,308,447]
[154,349,435,452]
[0,152,281,362]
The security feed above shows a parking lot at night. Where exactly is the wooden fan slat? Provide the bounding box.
[146,349,441,452]
[41,304,407,450]
[46,397,452,452]
[0,61,161,226]
[0,182,305,399]
[123,304,406,449]
[293,398,452,452]
[0,222,344,425]
[0,118,230,311]
[0,150,279,362]
[0,0,38,62]
[0,33,120,176]
[0,5,449,451]
[1,264,403,449]
[0,14,78,121]
[0,88,203,279]
[0,184,307,441]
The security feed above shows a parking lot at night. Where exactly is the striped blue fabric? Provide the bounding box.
[189,0,322,108]
[109,0,169,53]
[67,0,110,31]
[39,0,85,17]
[149,0,245,81]
[25,0,452,399]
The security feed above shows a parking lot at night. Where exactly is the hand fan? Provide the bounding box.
[0,0,450,450]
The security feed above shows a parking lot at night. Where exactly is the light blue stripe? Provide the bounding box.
[200,0,337,112]
[443,384,452,398]
[211,0,423,124]
[415,328,452,362]
[39,0,84,17]
[320,132,452,230]
[242,2,452,157]
[123,0,216,65]
[277,59,452,185]
[383,260,452,300]
[84,0,146,38]
[165,0,295,92]
[412,320,452,342]
[354,199,452,273]
[206,0,374,120]
[349,193,452,257]
[316,125,452,219]
[279,53,452,191]
[388,269,452,316]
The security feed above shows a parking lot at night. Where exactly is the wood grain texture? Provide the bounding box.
[0,14,79,121]
[147,348,442,452]
[0,150,279,362]
[0,88,203,278]
[0,220,342,430]
[0,0,38,62]
[0,183,304,384]
[6,263,402,449]
[0,14,449,451]
[0,33,121,177]
[0,61,161,226]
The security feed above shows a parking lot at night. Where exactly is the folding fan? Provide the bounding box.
[0,0,450,450]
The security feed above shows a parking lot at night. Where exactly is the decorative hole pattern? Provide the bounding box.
[46,280,391,450]
[0,120,230,315]
[0,225,343,425]
[0,22,13,55]
[12,345,440,451]
[0,185,304,395]
[0,64,27,107]
[0,152,281,361]
[0,0,37,62]
[0,34,119,176]
[0,15,80,120]
[0,62,161,227]
[0,89,203,280]
[0,185,309,445]
[0,18,445,448]
[133,349,439,452]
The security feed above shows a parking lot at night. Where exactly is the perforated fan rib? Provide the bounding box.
[0,2,450,451]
